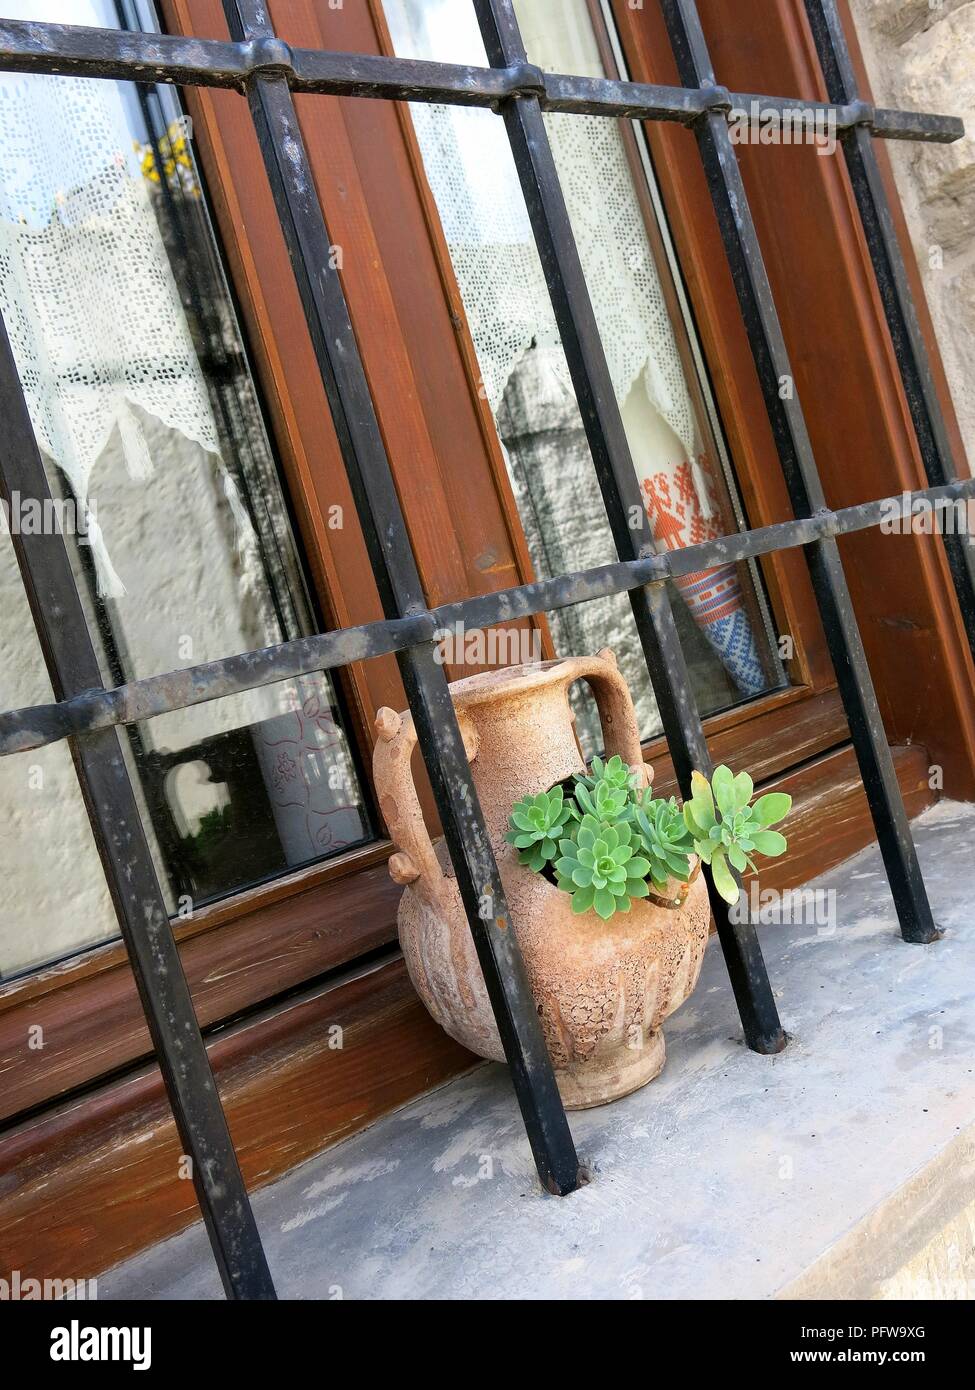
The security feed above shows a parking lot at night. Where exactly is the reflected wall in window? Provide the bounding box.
[0,0,372,975]
[0,533,119,977]
[383,0,785,755]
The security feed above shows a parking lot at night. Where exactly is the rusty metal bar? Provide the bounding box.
[0,312,276,1300]
[0,16,961,141]
[220,0,582,1199]
[660,0,940,946]
[471,0,787,1055]
[2,476,972,757]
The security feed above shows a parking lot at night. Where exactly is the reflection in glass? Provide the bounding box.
[383,0,785,754]
[0,1,372,974]
[0,532,119,978]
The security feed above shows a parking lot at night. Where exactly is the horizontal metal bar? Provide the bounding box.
[0,614,437,754]
[3,477,972,759]
[726,91,962,144]
[0,19,961,143]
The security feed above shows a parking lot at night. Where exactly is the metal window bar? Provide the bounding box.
[659,0,941,946]
[471,0,785,1059]
[0,0,964,1299]
[803,0,975,659]
[0,307,275,1301]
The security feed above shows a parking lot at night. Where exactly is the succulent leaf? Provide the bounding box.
[750,792,792,828]
[748,829,788,857]
[711,765,737,819]
[710,851,739,903]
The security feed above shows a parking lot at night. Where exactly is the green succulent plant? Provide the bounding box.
[505,755,790,922]
[576,753,638,794]
[632,791,697,890]
[570,776,630,825]
[504,786,572,871]
[554,814,651,921]
[682,765,791,905]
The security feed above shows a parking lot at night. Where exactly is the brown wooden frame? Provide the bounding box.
[2,0,972,1209]
[0,956,474,1282]
[0,844,397,1123]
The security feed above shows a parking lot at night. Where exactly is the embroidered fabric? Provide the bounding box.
[0,68,242,597]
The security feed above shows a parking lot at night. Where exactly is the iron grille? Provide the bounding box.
[0,0,971,1299]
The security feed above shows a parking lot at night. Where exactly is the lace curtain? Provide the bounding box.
[399,5,698,459]
[0,51,250,597]
[384,0,766,696]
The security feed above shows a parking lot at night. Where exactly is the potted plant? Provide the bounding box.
[373,651,789,1109]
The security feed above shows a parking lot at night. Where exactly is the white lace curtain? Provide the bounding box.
[0,28,246,598]
[386,0,701,472]
[384,0,767,697]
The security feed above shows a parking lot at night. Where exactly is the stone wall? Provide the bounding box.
[849,0,975,464]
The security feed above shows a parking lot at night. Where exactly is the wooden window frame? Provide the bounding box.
[2,0,973,1132]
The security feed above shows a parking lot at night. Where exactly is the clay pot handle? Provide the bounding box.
[372,706,479,905]
[567,649,651,789]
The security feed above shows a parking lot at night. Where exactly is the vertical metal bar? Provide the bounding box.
[659,0,939,944]
[0,320,275,1300]
[221,0,581,1195]
[803,0,975,660]
[473,0,785,1053]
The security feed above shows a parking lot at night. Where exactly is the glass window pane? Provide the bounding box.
[0,0,373,971]
[383,0,786,755]
[0,532,118,978]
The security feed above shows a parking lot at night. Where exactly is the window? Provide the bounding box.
[0,0,372,978]
[1,0,970,1290]
[383,0,786,754]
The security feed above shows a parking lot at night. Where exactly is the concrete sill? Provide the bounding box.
[104,801,975,1301]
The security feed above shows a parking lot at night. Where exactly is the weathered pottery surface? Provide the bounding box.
[372,652,709,1108]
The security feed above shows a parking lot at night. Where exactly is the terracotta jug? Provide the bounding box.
[373,651,709,1108]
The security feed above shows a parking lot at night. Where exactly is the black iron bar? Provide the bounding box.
[2,478,972,760]
[473,0,784,1055]
[0,477,967,760]
[803,0,975,663]
[0,317,275,1300]
[659,0,939,945]
[0,16,962,142]
[220,0,580,1198]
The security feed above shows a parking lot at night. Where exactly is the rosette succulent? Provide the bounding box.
[632,791,697,890]
[682,765,791,905]
[570,776,630,824]
[554,814,651,920]
[576,753,638,795]
[504,786,572,871]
